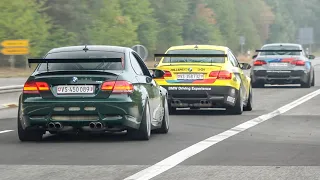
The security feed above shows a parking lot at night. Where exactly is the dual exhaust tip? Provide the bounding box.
[89,122,103,129]
[48,122,63,129]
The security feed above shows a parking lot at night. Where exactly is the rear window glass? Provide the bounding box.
[260,45,301,56]
[162,49,225,63]
[37,51,124,71]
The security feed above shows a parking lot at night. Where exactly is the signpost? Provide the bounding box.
[132,44,148,61]
[239,36,245,54]
[0,39,30,69]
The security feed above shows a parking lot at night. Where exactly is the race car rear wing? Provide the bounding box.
[255,50,302,52]
[28,58,122,70]
[154,54,227,65]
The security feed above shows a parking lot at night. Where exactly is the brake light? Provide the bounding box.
[101,80,133,94]
[253,60,267,66]
[291,60,305,66]
[23,81,50,94]
[209,70,232,79]
[164,71,172,77]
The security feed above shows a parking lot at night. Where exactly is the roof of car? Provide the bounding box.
[47,45,129,54]
[166,45,229,52]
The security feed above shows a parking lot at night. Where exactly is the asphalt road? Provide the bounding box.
[1,60,320,180]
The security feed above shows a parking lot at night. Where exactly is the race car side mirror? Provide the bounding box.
[308,55,315,59]
[240,63,251,70]
[252,55,257,59]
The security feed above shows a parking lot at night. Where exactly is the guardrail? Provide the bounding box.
[0,85,23,94]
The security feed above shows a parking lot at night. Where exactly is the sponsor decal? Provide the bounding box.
[226,96,235,103]
[167,86,212,91]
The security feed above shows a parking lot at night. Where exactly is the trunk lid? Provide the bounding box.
[158,63,223,84]
[256,55,302,69]
[31,70,121,99]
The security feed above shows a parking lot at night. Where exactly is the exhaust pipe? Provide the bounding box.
[89,122,96,129]
[96,122,103,129]
[48,122,55,129]
[54,122,63,129]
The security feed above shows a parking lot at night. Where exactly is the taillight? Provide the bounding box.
[253,60,267,66]
[291,60,305,66]
[164,71,172,77]
[209,70,232,79]
[101,80,133,94]
[23,81,50,94]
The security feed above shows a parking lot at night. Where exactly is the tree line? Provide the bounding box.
[1,0,319,64]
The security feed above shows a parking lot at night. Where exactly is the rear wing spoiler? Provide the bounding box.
[154,54,227,58]
[28,58,122,68]
[255,50,302,52]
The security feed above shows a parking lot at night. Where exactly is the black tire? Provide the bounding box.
[226,89,243,115]
[153,97,170,134]
[301,74,312,88]
[252,81,264,88]
[244,86,253,111]
[17,102,43,142]
[311,71,315,86]
[127,101,151,140]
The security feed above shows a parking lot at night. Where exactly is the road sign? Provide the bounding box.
[132,45,148,61]
[1,40,29,47]
[1,47,29,55]
[239,36,245,45]
[298,27,314,45]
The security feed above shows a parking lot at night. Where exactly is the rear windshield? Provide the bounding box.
[162,49,225,63]
[260,45,301,56]
[37,51,124,71]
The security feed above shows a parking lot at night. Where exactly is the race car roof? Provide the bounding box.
[166,45,228,52]
[262,43,302,48]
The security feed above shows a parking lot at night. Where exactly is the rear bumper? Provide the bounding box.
[161,85,239,108]
[20,97,143,131]
[251,70,309,84]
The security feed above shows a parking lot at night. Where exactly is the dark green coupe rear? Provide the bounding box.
[18,45,170,141]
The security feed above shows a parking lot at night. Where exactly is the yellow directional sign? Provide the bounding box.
[1,40,29,47]
[1,47,29,55]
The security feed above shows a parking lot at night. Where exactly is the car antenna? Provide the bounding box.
[194,45,198,49]
[83,44,89,52]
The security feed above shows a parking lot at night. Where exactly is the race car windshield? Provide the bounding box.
[260,45,301,56]
[37,51,125,72]
[162,49,225,63]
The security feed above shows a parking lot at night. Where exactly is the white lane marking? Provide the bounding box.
[124,88,320,180]
[0,130,14,134]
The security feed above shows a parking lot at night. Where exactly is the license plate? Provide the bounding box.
[269,63,288,67]
[177,74,204,80]
[57,85,95,94]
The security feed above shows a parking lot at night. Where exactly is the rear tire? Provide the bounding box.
[127,101,151,141]
[244,86,253,111]
[301,74,311,88]
[17,103,43,142]
[226,89,243,115]
[153,97,170,134]
[311,71,315,86]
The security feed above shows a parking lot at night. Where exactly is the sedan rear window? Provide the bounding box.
[37,51,125,71]
[260,45,301,56]
[162,49,225,63]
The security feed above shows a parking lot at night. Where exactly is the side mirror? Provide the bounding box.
[240,63,251,70]
[154,63,159,68]
[308,55,315,59]
[252,55,257,59]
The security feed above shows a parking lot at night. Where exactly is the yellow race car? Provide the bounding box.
[152,45,253,115]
